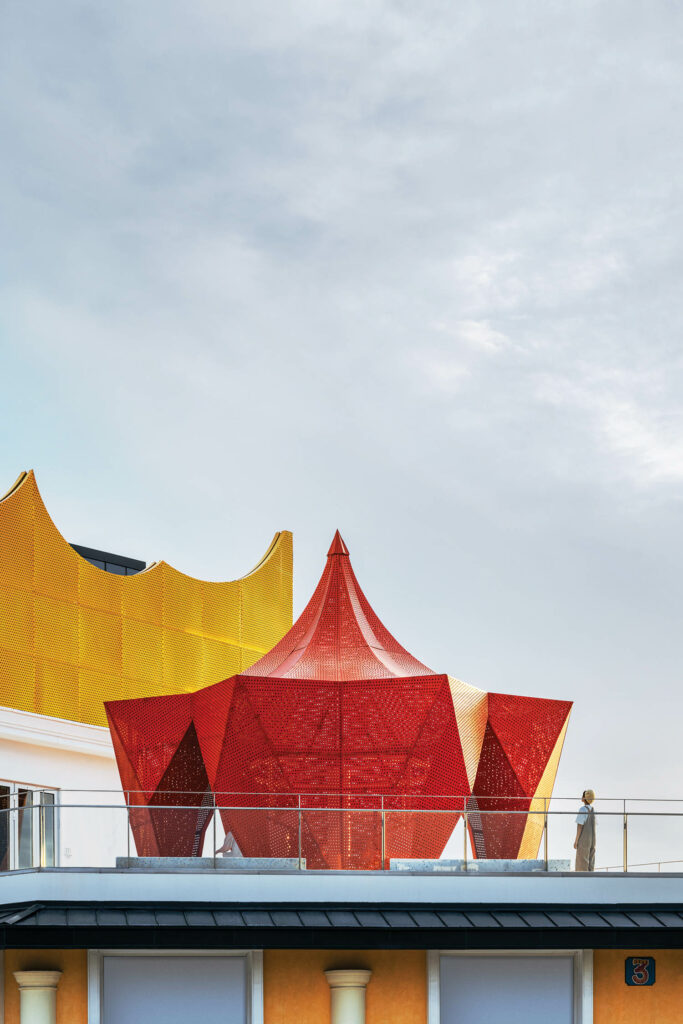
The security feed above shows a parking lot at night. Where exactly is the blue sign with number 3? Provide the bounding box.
[625,957,655,986]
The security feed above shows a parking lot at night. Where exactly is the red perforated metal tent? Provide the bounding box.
[107,532,571,868]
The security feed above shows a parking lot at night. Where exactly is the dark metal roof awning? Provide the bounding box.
[3,903,683,950]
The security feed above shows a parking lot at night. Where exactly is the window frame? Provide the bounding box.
[427,948,593,1024]
[87,949,263,1024]
[0,780,59,870]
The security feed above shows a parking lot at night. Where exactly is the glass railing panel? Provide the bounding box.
[625,805,683,872]
[58,802,131,868]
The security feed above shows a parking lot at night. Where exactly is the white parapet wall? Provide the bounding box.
[0,705,125,869]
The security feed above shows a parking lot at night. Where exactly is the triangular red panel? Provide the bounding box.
[488,692,572,796]
[468,694,573,859]
[468,722,528,860]
[106,692,194,799]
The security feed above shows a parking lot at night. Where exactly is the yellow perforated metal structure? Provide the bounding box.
[0,471,293,727]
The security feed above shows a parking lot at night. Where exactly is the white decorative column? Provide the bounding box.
[325,969,372,1024]
[13,971,62,1024]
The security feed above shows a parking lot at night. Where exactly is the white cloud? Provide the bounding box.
[432,319,509,353]
[417,354,472,393]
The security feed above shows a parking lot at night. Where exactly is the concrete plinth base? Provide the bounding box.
[115,856,305,871]
[390,858,570,873]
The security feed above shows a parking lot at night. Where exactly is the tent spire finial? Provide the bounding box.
[327,530,349,557]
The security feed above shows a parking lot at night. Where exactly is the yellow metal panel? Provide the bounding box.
[201,636,243,685]
[121,676,167,702]
[240,530,293,657]
[0,587,33,654]
[0,649,36,712]
[0,471,293,726]
[0,472,34,589]
[79,606,122,675]
[447,676,488,791]
[162,565,204,633]
[79,668,125,724]
[34,595,79,665]
[162,629,204,689]
[34,496,78,602]
[122,618,163,684]
[120,567,163,623]
[36,660,79,720]
[201,580,241,646]
[518,715,570,859]
[79,558,122,615]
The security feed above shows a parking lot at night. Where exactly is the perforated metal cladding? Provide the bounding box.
[107,672,469,867]
[464,692,572,859]
[211,674,467,868]
[107,531,573,865]
[0,471,293,726]
[245,531,434,680]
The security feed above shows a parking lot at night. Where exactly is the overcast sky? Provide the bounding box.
[2,1,683,861]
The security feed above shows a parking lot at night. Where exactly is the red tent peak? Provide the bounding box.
[243,535,435,680]
[327,530,349,557]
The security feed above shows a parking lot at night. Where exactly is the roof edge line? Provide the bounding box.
[0,471,289,589]
[0,470,28,504]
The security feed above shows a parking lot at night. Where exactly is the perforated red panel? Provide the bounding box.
[468,693,572,859]
[244,531,435,680]
[205,674,467,868]
[108,694,214,857]
[106,533,572,866]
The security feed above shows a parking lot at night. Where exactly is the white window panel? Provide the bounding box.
[88,951,263,1024]
[430,951,593,1024]
[102,955,246,1024]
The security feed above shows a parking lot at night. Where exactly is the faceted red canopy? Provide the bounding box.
[247,530,434,680]
[106,533,571,868]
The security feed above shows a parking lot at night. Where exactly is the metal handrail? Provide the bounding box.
[599,859,683,872]
[5,802,683,815]
[4,801,683,875]
[18,787,683,802]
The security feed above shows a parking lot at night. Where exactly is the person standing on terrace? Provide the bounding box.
[574,789,596,871]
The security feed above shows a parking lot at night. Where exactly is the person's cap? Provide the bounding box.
[582,789,595,804]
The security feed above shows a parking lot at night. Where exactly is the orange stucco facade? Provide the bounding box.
[3,949,87,1024]
[6,946,683,1022]
[594,949,683,1024]
[264,949,427,1024]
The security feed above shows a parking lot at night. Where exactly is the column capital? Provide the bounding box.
[325,969,372,989]
[13,971,62,990]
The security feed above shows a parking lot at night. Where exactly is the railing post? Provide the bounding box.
[463,803,468,870]
[381,796,386,870]
[544,797,548,871]
[623,802,628,873]
[298,795,302,870]
[213,802,217,868]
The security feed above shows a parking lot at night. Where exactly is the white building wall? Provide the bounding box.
[0,706,126,868]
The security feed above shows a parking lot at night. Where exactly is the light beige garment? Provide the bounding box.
[575,806,596,871]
